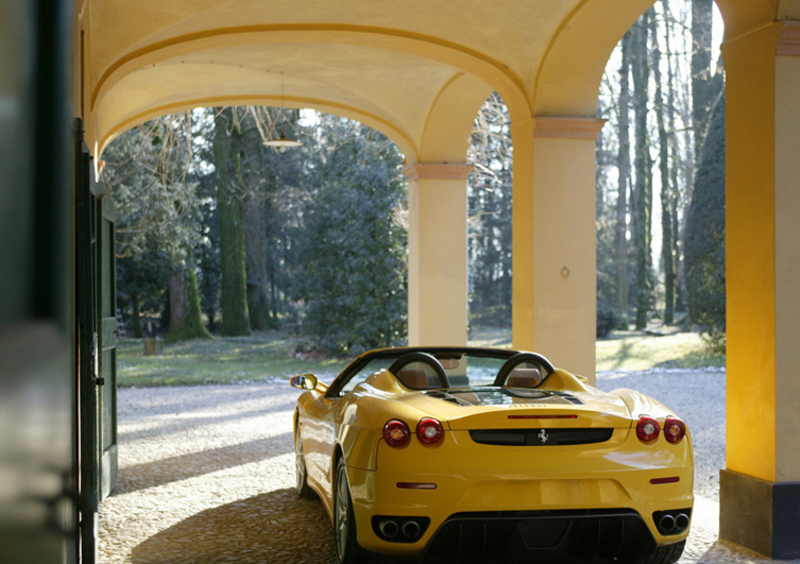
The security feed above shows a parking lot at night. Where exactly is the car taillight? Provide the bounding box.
[384,420,410,447]
[664,417,686,444]
[636,415,661,442]
[416,418,444,445]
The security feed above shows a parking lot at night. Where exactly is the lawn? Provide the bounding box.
[117,328,725,387]
[595,331,725,372]
[117,331,349,387]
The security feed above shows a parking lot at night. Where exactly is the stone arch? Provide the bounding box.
[418,73,493,163]
[88,26,531,151]
[532,0,778,117]
[96,93,419,164]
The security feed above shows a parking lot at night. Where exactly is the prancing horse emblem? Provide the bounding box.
[538,429,549,444]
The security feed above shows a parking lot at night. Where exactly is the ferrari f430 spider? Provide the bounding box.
[290,347,692,564]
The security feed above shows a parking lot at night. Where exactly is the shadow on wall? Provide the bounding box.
[131,488,338,564]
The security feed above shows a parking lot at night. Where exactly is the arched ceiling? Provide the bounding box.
[79,0,783,161]
[79,0,574,159]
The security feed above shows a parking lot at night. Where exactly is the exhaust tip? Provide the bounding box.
[659,514,676,533]
[379,519,399,539]
[675,513,690,531]
[402,520,421,540]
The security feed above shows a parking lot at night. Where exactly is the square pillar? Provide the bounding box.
[405,163,471,346]
[511,117,603,382]
[720,20,800,559]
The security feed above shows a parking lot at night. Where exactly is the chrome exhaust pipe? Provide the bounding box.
[402,520,421,539]
[675,513,690,531]
[379,519,399,539]
[659,514,676,533]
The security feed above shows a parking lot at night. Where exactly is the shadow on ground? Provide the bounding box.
[114,432,293,495]
[131,488,337,564]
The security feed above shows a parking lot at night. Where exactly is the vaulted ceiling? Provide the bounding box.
[77,0,787,161]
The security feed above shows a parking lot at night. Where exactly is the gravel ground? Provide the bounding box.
[98,371,798,564]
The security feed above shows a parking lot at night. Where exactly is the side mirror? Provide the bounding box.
[290,374,318,391]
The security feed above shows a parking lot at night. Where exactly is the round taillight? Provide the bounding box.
[383,420,410,447]
[416,418,444,445]
[636,416,661,442]
[664,417,686,444]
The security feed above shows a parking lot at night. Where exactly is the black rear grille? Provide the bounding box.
[469,428,614,446]
[425,509,656,563]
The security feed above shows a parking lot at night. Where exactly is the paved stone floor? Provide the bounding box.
[99,381,799,564]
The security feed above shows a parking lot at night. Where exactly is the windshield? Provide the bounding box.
[332,349,512,397]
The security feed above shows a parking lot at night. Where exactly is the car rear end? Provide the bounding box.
[345,390,693,562]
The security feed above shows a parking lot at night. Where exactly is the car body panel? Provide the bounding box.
[292,347,694,559]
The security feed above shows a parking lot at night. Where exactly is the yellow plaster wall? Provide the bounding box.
[774,52,800,482]
[406,169,469,347]
[511,119,536,351]
[532,136,597,382]
[723,23,781,483]
[512,118,597,383]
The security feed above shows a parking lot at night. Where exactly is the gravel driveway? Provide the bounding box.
[98,370,797,564]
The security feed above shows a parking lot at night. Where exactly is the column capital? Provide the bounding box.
[534,117,606,140]
[403,163,473,182]
[778,21,800,56]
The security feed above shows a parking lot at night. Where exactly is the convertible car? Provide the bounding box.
[290,347,692,564]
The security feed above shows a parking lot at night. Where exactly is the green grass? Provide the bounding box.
[117,331,349,387]
[117,328,725,387]
[595,331,725,372]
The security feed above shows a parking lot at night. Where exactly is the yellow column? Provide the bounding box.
[720,20,800,559]
[405,163,471,346]
[512,117,603,382]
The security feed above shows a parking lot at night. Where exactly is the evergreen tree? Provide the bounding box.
[103,113,210,341]
[295,118,407,355]
[685,93,725,350]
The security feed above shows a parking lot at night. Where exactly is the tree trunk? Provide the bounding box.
[244,188,273,330]
[215,108,251,336]
[615,30,632,329]
[132,292,143,338]
[692,0,714,157]
[166,262,212,342]
[664,4,684,314]
[632,10,653,330]
[168,268,188,335]
[652,17,675,325]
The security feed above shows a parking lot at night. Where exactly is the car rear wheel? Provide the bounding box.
[631,540,686,564]
[295,426,315,499]
[334,457,363,564]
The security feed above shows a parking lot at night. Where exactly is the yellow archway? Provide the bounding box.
[74,0,800,555]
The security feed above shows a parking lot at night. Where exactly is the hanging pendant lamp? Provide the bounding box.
[264,72,303,151]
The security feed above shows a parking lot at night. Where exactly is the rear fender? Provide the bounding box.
[611,388,677,421]
[335,393,432,471]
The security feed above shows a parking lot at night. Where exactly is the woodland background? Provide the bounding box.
[104,0,727,357]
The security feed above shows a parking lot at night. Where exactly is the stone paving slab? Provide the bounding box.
[99,381,799,564]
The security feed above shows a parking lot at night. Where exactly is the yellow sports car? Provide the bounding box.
[290,347,693,564]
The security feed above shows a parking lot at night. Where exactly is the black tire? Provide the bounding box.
[634,540,686,564]
[295,425,315,499]
[334,457,364,564]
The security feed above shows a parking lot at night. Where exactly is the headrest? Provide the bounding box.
[396,369,430,389]
[505,367,544,388]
